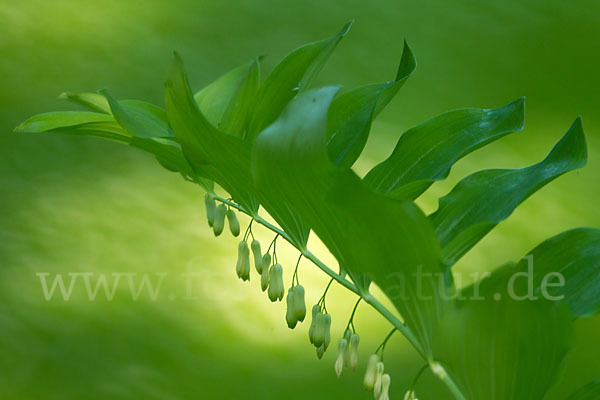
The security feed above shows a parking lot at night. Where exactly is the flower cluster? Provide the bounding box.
[205,197,424,399]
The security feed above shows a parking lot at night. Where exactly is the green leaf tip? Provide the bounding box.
[396,40,417,80]
[549,116,587,165]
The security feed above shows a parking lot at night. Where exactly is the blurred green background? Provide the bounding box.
[1,0,599,399]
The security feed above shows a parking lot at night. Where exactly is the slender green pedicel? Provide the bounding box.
[213,204,227,236]
[251,240,263,273]
[204,194,217,227]
[267,263,284,301]
[226,209,240,237]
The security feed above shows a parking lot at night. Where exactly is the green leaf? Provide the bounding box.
[517,228,600,318]
[568,380,600,400]
[14,111,116,133]
[245,21,352,141]
[194,57,260,137]
[430,118,587,266]
[165,52,261,213]
[100,90,174,138]
[363,97,525,199]
[326,40,416,168]
[252,86,447,356]
[58,92,112,113]
[433,282,573,400]
[14,107,211,190]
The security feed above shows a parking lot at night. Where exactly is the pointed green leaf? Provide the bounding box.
[165,52,260,213]
[253,87,447,356]
[431,118,587,266]
[100,90,173,138]
[194,57,260,137]
[14,111,116,133]
[326,40,416,168]
[245,21,352,141]
[364,98,525,199]
[568,380,600,400]
[58,92,112,113]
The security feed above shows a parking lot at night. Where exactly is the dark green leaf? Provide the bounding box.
[364,97,525,199]
[326,40,416,168]
[165,53,261,213]
[245,21,352,141]
[194,57,260,137]
[430,118,587,266]
[252,86,447,356]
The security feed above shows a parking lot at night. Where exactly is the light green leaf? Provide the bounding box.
[245,21,352,141]
[165,52,261,213]
[58,92,112,114]
[194,57,260,137]
[568,380,600,400]
[100,90,174,138]
[14,111,116,133]
[430,118,587,266]
[364,98,525,199]
[252,87,447,356]
[326,40,416,168]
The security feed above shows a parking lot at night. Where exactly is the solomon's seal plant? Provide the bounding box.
[16,21,600,399]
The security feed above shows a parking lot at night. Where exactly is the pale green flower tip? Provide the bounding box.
[403,390,418,400]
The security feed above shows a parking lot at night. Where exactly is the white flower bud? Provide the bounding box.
[379,373,390,400]
[403,390,418,400]
[343,329,352,367]
[363,354,380,391]
[335,338,348,377]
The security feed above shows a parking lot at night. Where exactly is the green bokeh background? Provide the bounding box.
[1,1,599,399]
